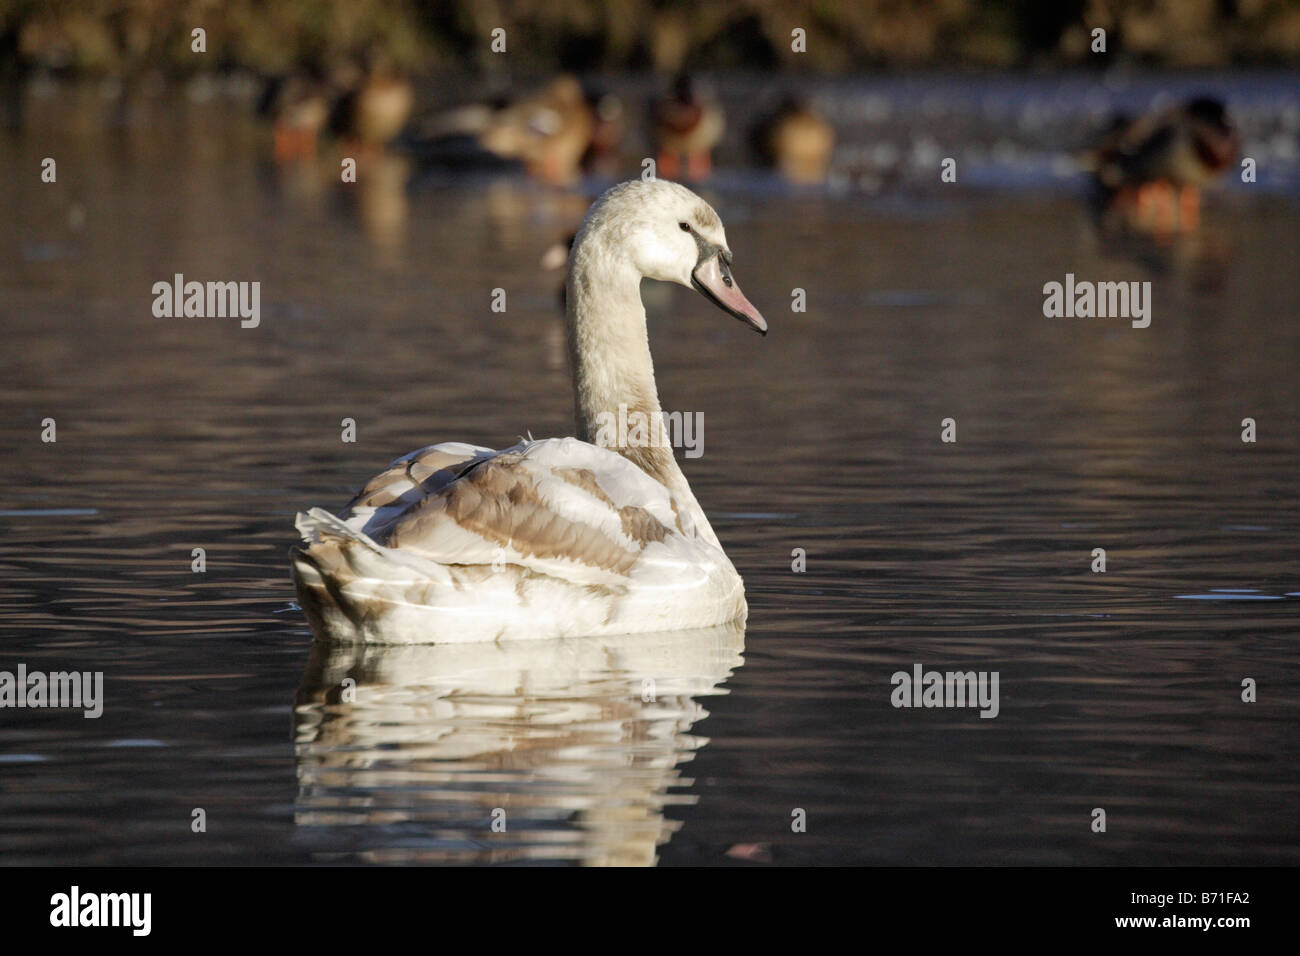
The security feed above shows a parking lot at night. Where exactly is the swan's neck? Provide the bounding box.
[566,242,718,545]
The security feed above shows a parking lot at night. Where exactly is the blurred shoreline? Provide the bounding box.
[7,69,1298,194]
[3,1,1300,79]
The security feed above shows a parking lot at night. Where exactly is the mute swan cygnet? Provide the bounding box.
[292,179,767,644]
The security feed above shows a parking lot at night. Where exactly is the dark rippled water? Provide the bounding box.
[1,76,1297,865]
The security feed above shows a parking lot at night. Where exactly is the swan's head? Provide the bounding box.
[578,179,768,335]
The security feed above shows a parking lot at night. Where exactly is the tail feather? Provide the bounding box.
[291,507,459,640]
[294,507,445,581]
[296,507,383,553]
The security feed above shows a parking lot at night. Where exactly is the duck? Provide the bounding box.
[258,67,332,163]
[750,95,835,185]
[291,179,768,644]
[580,81,627,176]
[477,75,597,186]
[329,52,414,153]
[539,230,577,308]
[406,78,620,183]
[399,91,522,172]
[652,74,725,181]
[1086,95,1238,232]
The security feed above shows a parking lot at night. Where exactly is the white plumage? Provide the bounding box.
[292,180,767,643]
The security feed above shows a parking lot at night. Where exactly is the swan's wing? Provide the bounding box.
[338,441,498,538]
[361,437,696,587]
[292,437,743,642]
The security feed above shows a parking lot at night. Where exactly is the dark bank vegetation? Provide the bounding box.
[2,0,1299,83]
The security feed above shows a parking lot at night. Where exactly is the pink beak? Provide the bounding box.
[692,254,768,335]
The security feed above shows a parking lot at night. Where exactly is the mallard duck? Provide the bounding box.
[1087,96,1238,232]
[258,68,331,163]
[478,75,597,186]
[652,74,725,182]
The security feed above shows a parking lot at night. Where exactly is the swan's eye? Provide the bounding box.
[679,222,691,232]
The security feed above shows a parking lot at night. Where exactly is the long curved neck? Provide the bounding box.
[566,250,658,445]
[565,234,719,546]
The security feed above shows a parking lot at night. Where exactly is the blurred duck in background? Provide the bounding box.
[329,52,415,154]
[478,75,597,186]
[652,74,724,181]
[402,91,514,162]
[1085,96,1238,232]
[750,95,836,185]
[411,76,608,186]
[579,81,627,177]
[258,66,332,163]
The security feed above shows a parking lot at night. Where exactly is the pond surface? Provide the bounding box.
[1,74,1297,864]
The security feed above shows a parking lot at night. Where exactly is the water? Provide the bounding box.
[1,76,1298,865]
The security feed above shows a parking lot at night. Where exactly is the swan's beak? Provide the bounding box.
[692,254,767,335]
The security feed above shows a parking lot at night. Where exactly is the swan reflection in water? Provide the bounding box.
[293,624,744,864]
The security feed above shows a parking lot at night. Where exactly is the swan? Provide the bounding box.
[291,179,768,644]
